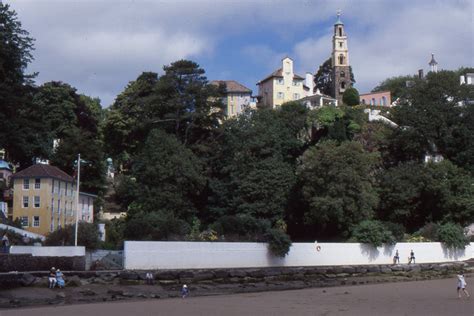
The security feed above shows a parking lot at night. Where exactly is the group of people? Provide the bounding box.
[392,249,416,264]
[48,267,66,289]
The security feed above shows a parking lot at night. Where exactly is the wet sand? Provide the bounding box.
[2,278,473,316]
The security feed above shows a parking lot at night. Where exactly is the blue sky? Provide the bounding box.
[8,0,474,107]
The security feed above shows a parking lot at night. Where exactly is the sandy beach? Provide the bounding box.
[2,277,472,316]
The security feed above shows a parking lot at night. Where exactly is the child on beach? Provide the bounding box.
[181,284,189,298]
[457,272,470,299]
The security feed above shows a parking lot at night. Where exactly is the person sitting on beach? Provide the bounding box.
[56,269,65,288]
[48,267,57,288]
[145,272,154,285]
[457,272,470,299]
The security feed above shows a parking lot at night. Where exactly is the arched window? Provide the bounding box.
[338,27,343,37]
[362,99,366,105]
[371,98,376,105]
[381,96,387,106]
[339,54,344,65]
[341,81,346,89]
[340,71,345,78]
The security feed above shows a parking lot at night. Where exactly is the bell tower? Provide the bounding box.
[331,11,351,104]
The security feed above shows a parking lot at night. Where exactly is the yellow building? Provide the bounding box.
[210,80,253,118]
[257,57,306,108]
[11,164,95,236]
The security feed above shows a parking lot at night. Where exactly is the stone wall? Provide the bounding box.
[1,261,469,290]
[0,254,85,273]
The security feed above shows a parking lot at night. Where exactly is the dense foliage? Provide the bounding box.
[2,7,473,254]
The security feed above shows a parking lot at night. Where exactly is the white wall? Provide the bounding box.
[10,246,85,257]
[124,241,474,270]
[0,223,45,241]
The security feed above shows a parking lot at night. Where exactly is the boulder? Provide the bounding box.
[20,273,36,286]
[66,275,81,287]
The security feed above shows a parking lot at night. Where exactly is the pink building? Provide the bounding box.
[360,91,391,107]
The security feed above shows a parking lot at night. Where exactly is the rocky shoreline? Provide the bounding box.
[0,261,472,309]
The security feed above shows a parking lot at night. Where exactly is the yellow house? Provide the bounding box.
[11,164,95,236]
[257,57,306,108]
[210,80,253,118]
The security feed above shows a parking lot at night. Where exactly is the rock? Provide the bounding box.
[336,273,350,278]
[193,271,214,281]
[229,270,246,278]
[408,265,421,272]
[381,268,392,274]
[214,270,229,279]
[20,273,36,286]
[390,265,404,272]
[159,280,178,286]
[66,275,81,287]
[341,266,356,274]
[56,292,66,299]
[80,289,97,296]
[247,270,265,278]
[157,271,178,280]
[120,272,139,280]
[121,291,134,297]
[107,289,124,296]
[367,266,380,273]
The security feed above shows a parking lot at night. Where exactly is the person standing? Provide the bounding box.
[393,250,400,264]
[409,250,415,264]
[457,272,470,299]
[181,284,189,298]
[2,233,10,253]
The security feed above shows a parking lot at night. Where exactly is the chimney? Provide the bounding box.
[305,73,314,95]
[418,69,424,79]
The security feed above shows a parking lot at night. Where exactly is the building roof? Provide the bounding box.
[210,80,252,93]
[257,68,305,84]
[0,160,12,171]
[429,53,438,65]
[12,164,74,182]
[335,14,344,25]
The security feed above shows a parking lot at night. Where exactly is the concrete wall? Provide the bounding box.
[10,245,85,257]
[0,223,45,241]
[124,241,474,270]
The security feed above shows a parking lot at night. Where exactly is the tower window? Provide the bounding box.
[341,82,346,89]
[339,54,345,65]
[339,42,343,48]
[340,71,345,78]
[339,27,342,37]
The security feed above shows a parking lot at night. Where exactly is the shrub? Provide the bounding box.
[351,220,395,247]
[342,87,360,106]
[382,222,405,241]
[45,222,100,249]
[437,222,470,249]
[417,222,439,241]
[266,228,292,257]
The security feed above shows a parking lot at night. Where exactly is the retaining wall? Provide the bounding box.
[10,246,85,257]
[124,241,474,270]
[0,253,85,272]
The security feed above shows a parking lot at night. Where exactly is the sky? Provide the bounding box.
[7,0,474,107]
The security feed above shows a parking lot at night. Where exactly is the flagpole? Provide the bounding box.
[74,153,80,247]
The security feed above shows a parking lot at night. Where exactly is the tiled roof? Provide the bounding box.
[210,80,252,93]
[12,164,74,182]
[258,68,305,84]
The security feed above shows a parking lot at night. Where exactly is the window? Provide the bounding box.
[341,82,346,89]
[293,93,300,100]
[371,98,376,105]
[23,178,29,190]
[339,54,345,65]
[35,178,41,189]
[34,196,40,208]
[338,27,343,37]
[277,92,284,99]
[33,216,40,227]
[362,99,366,105]
[339,41,343,48]
[381,96,387,106]
[0,172,4,179]
[340,71,345,78]
[292,80,299,86]
[23,196,29,208]
[276,78,284,85]
[20,216,29,227]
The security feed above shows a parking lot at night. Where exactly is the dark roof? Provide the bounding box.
[429,53,438,65]
[210,80,252,93]
[258,68,305,84]
[12,164,73,182]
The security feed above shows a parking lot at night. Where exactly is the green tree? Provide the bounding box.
[314,57,355,97]
[124,129,206,240]
[372,75,419,101]
[437,222,470,249]
[44,222,100,250]
[297,141,379,237]
[0,3,40,166]
[342,87,360,106]
[351,220,395,247]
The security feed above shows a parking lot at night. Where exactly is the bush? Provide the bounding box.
[437,222,470,249]
[351,220,395,247]
[382,222,405,241]
[266,228,292,257]
[211,214,271,241]
[45,222,100,249]
[416,222,439,241]
[342,87,360,106]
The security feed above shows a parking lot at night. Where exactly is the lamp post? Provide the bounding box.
[75,153,81,247]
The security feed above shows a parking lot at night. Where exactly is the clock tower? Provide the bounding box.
[331,11,351,104]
